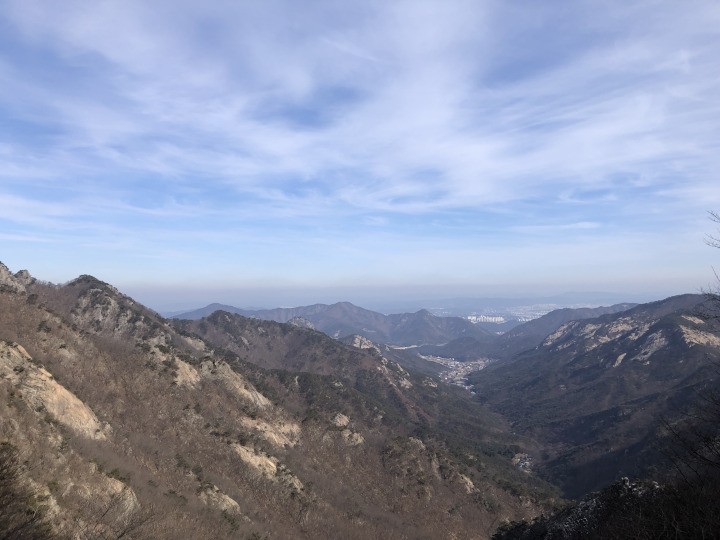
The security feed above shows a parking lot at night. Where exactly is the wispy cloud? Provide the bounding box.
[0,0,718,299]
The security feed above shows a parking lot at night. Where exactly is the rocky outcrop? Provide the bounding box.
[0,341,109,439]
[331,412,350,428]
[346,334,381,354]
[232,444,304,493]
[0,262,25,293]
[199,359,271,409]
[0,261,558,539]
[493,478,664,539]
[470,294,720,498]
[198,484,243,515]
[288,316,315,329]
[14,269,35,286]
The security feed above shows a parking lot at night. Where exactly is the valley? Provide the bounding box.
[2,261,719,539]
[411,354,491,389]
[4,1,719,536]
[0,263,558,539]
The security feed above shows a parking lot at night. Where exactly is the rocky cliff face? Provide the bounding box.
[0,341,109,440]
[0,337,144,539]
[0,262,557,539]
[0,262,26,293]
[493,466,720,540]
[469,294,720,497]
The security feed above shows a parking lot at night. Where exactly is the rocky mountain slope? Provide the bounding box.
[0,263,558,539]
[468,294,720,497]
[493,384,720,539]
[486,303,637,359]
[173,301,496,346]
[418,304,636,362]
[492,474,720,540]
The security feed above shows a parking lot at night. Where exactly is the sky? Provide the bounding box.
[1,0,719,311]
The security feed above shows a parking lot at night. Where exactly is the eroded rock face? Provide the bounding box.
[0,341,109,440]
[287,316,315,330]
[14,269,34,286]
[494,478,664,540]
[199,360,271,409]
[173,358,201,387]
[341,429,365,446]
[232,444,304,493]
[331,412,350,428]
[239,417,301,448]
[198,484,243,515]
[0,262,25,293]
[348,334,380,354]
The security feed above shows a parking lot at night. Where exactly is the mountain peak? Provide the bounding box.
[0,261,26,293]
[14,269,34,285]
[67,274,112,288]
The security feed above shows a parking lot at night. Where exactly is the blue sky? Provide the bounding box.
[1,0,719,310]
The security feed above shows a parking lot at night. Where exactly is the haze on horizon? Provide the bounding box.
[1,1,719,312]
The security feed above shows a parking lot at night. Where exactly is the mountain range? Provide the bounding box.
[468,293,720,497]
[2,261,720,539]
[416,303,638,361]
[172,301,497,347]
[0,263,557,539]
[173,301,641,367]
[165,289,720,504]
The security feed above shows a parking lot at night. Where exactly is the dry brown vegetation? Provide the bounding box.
[0,264,558,539]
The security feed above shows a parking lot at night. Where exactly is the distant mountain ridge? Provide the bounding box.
[488,302,638,359]
[468,293,720,497]
[408,303,636,361]
[173,301,495,346]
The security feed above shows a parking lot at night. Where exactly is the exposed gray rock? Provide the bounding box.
[0,262,25,293]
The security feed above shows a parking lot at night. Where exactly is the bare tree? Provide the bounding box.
[706,210,720,249]
[706,211,720,303]
[73,487,155,540]
[0,442,57,540]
